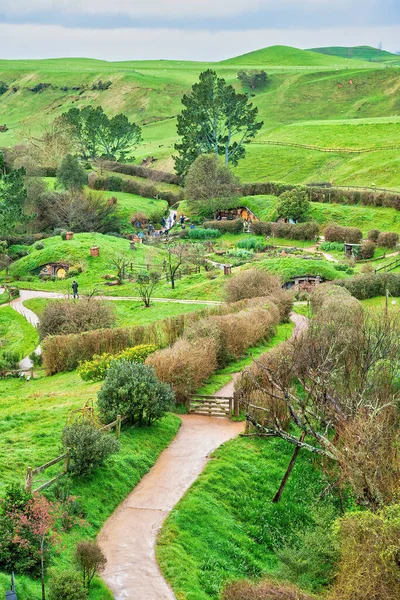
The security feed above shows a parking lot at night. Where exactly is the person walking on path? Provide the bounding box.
[72,280,79,299]
[180,214,185,226]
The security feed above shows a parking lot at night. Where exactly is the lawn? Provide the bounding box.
[258,256,350,282]
[23,297,210,327]
[0,306,39,358]
[0,368,181,599]
[157,433,339,599]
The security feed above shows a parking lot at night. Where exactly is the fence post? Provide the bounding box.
[116,415,122,438]
[64,448,71,473]
[229,396,233,418]
[26,467,33,494]
[234,394,240,418]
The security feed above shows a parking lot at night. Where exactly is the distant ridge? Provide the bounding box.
[220,45,370,67]
[309,46,400,65]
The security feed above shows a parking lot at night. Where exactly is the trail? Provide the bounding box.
[98,311,308,600]
[98,416,244,600]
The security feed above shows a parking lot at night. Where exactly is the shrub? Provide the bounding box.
[146,338,217,402]
[331,506,400,600]
[222,579,317,600]
[203,219,243,233]
[35,241,45,250]
[359,240,375,260]
[252,221,273,236]
[74,541,107,591]
[7,244,29,259]
[98,360,174,424]
[368,229,380,243]
[62,422,119,476]
[77,344,157,381]
[237,237,266,251]
[377,231,399,248]
[319,241,344,252]
[324,223,362,244]
[224,268,282,302]
[334,273,400,300]
[48,570,87,600]
[188,227,221,240]
[38,299,116,339]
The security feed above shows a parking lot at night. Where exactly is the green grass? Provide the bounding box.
[23,297,210,327]
[157,433,337,600]
[198,322,294,395]
[0,368,181,599]
[0,306,39,358]
[309,46,400,66]
[360,296,400,313]
[0,50,398,188]
[258,256,350,282]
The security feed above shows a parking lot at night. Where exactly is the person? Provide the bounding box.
[190,223,195,230]
[167,215,173,229]
[72,280,79,299]
[161,216,166,228]
[180,214,185,226]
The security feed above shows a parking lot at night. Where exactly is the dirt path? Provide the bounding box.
[98,416,244,600]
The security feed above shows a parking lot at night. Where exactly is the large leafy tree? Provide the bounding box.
[0,151,28,236]
[59,106,142,161]
[174,70,263,176]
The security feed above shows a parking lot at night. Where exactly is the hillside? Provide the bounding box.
[310,45,400,65]
[220,45,371,67]
[0,47,399,188]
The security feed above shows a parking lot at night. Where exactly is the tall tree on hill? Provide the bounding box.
[59,106,142,162]
[0,151,28,236]
[174,70,263,176]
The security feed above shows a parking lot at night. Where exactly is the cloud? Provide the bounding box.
[0,23,399,61]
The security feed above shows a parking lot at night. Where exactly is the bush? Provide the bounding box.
[252,221,273,236]
[224,268,282,302]
[39,299,116,339]
[237,237,266,251]
[222,579,317,600]
[277,189,310,222]
[368,229,380,242]
[74,541,107,591]
[48,570,87,600]
[146,338,217,402]
[203,219,243,233]
[331,506,400,600]
[319,241,344,252]
[334,273,400,300]
[7,244,29,259]
[377,231,399,248]
[251,221,319,241]
[35,241,45,250]
[97,360,174,424]
[359,240,376,260]
[77,344,157,381]
[324,223,362,244]
[188,227,221,240]
[62,422,119,476]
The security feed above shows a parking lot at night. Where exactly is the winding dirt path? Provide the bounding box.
[98,416,244,600]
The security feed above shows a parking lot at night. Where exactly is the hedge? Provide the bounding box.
[252,220,319,241]
[102,161,183,185]
[334,273,400,300]
[42,300,252,374]
[324,223,362,244]
[203,220,244,233]
[88,174,183,206]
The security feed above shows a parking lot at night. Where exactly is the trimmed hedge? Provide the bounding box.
[188,228,221,240]
[203,220,244,233]
[324,223,362,244]
[251,220,319,241]
[334,273,400,300]
[102,161,183,185]
[89,174,183,206]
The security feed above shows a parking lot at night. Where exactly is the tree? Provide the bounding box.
[12,495,60,600]
[165,243,189,289]
[0,151,28,237]
[56,154,88,191]
[59,106,142,161]
[174,70,263,176]
[136,270,161,307]
[97,360,174,425]
[277,189,310,222]
[74,541,107,591]
[22,121,76,171]
[111,253,132,285]
[184,154,240,217]
[237,70,269,90]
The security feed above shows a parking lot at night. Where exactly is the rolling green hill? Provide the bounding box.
[310,46,400,65]
[0,46,398,188]
[221,45,371,67]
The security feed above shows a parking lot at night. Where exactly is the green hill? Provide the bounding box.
[310,46,400,65]
[220,45,371,67]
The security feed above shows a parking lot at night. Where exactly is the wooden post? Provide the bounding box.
[228,396,233,418]
[116,415,122,438]
[234,393,240,418]
[26,467,33,494]
[64,448,71,473]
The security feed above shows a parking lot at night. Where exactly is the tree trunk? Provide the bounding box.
[272,431,306,503]
[171,275,175,289]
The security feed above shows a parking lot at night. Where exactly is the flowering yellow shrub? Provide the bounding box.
[78,344,157,381]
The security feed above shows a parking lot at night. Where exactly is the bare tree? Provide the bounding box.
[136,270,161,307]
[165,243,189,289]
[111,253,132,285]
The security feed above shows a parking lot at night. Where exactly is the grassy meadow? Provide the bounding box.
[0,306,39,358]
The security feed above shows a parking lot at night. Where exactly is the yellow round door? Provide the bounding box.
[57,267,67,279]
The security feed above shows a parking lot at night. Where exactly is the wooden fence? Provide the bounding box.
[374,256,400,274]
[250,140,400,154]
[25,415,128,493]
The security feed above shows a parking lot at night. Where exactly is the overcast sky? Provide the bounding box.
[0,0,399,61]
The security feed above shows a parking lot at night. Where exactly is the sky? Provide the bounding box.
[0,0,399,61]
